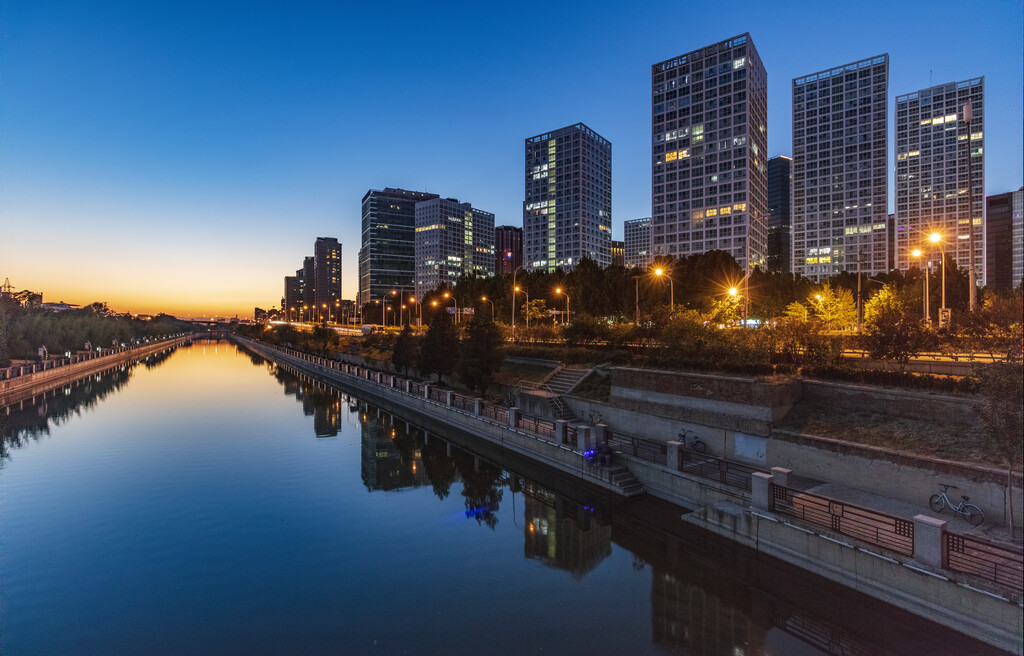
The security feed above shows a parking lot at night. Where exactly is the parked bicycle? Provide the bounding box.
[929,484,984,526]
[678,428,706,453]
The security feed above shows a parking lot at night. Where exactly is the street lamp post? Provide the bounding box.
[443,292,458,323]
[409,296,421,327]
[480,296,494,321]
[654,267,674,313]
[634,276,640,326]
[912,249,930,324]
[511,265,525,335]
[554,288,569,325]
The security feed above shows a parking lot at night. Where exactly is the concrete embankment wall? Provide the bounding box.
[589,368,1022,529]
[686,506,1023,654]
[1,336,192,406]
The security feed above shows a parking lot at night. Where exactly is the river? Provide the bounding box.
[0,341,1004,655]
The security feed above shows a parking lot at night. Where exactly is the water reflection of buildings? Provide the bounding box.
[280,377,341,438]
[360,412,429,491]
[651,570,767,656]
[521,480,611,579]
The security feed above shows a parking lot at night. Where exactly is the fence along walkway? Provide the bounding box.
[771,484,915,556]
[945,533,1024,595]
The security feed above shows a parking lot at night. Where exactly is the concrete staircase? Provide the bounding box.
[606,464,645,497]
[543,366,591,395]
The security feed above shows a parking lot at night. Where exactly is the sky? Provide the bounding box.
[2,0,1021,318]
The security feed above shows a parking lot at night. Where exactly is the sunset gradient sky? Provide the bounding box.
[2,0,1021,317]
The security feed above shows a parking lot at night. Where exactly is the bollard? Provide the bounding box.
[913,515,947,568]
[666,441,683,470]
[751,472,773,510]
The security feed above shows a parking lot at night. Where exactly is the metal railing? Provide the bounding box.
[564,424,578,445]
[678,450,761,491]
[517,415,555,438]
[771,484,914,556]
[451,394,474,412]
[607,431,668,466]
[945,532,1024,595]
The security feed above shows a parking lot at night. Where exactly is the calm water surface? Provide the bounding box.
[0,342,1003,655]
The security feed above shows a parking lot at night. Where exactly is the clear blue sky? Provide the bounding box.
[2,0,1021,316]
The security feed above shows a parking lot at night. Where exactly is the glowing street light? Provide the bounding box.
[554,288,570,325]
[514,286,530,328]
[654,267,674,312]
[929,232,947,314]
[443,292,458,323]
[480,296,494,321]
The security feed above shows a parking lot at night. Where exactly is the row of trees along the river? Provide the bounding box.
[0,294,192,366]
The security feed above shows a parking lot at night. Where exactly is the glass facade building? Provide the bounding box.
[766,156,792,273]
[792,54,889,281]
[624,217,652,269]
[414,197,495,300]
[894,78,985,285]
[358,188,440,306]
[651,33,768,273]
[523,123,612,272]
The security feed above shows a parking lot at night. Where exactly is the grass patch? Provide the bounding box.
[493,360,556,388]
[572,372,611,403]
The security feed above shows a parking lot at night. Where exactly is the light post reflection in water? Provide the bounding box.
[0,343,1006,656]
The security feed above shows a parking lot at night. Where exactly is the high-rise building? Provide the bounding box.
[283,275,302,320]
[302,257,315,306]
[524,123,612,272]
[766,156,792,273]
[611,240,624,267]
[986,188,1023,290]
[792,54,889,281]
[414,197,495,300]
[652,33,768,273]
[313,237,343,313]
[494,225,523,275]
[894,78,985,286]
[624,217,653,269]
[358,188,440,306]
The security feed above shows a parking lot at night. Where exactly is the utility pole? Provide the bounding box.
[857,250,863,331]
[963,101,977,312]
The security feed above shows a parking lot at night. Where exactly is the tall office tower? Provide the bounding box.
[792,54,889,281]
[766,156,792,273]
[524,123,612,272]
[413,197,495,300]
[494,225,523,275]
[313,237,343,314]
[652,34,768,272]
[358,188,440,306]
[986,188,1023,290]
[894,78,985,286]
[611,241,625,267]
[283,275,302,320]
[624,217,653,269]
[302,257,316,305]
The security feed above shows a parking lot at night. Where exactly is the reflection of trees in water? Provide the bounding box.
[0,366,136,461]
[139,347,179,370]
[418,435,458,500]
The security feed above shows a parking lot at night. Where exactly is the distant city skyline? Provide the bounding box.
[2,0,1021,316]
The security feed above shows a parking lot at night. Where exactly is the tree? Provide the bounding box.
[458,314,503,394]
[417,311,460,382]
[811,283,857,331]
[784,301,809,322]
[863,285,932,372]
[521,299,548,326]
[392,324,419,375]
[307,324,339,355]
[973,362,1024,538]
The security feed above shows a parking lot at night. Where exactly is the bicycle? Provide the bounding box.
[678,428,706,453]
[929,484,984,526]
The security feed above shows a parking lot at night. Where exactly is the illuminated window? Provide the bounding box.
[732,203,747,212]
[691,210,704,220]
[719,206,731,215]
[733,57,746,69]
[665,151,678,162]
[706,208,718,217]
[970,132,983,141]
